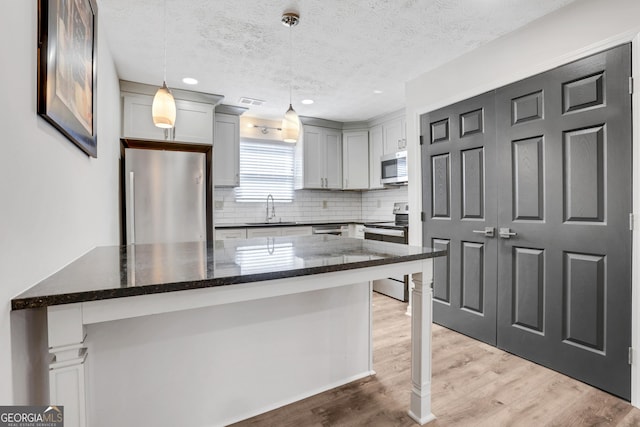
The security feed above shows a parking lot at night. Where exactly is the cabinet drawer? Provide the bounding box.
[215,228,247,240]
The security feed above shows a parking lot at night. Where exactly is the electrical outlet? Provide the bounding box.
[322,200,328,209]
[214,200,224,210]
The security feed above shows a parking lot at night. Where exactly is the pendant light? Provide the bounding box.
[152,0,176,128]
[281,12,300,143]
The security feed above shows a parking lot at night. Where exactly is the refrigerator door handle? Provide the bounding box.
[129,171,135,244]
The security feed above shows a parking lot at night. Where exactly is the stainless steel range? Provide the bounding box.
[364,202,409,301]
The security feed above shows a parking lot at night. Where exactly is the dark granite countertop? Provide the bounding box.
[215,219,390,229]
[12,235,445,310]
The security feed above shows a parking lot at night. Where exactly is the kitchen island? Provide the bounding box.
[12,235,444,427]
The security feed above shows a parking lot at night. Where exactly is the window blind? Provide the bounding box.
[235,139,295,202]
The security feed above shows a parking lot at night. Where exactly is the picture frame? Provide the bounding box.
[38,0,98,158]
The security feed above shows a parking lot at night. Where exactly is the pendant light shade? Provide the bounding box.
[152,81,176,128]
[282,104,300,143]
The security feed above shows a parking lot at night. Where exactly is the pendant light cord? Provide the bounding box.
[288,22,292,105]
[163,0,167,83]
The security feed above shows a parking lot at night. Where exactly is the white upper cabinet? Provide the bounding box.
[368,124,384,189]
[369,114,406,189]
[122,94,166,141]
[214,113,240,187]
[296,125,343,190]
[382,116,406,154]
[120,81,223,145]
[122,93,214,144]
[324,129,343,189]
[173,100,214,144]
[342,130,369,190]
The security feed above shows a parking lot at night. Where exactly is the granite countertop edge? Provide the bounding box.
[215,219,388,229]
[11,250,444,311]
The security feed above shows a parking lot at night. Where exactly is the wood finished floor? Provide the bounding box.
[232,293,640,427]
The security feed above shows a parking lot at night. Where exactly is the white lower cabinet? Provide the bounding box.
[280,226,313,237]
[348,224,366,239]
[215,228,247,240]
[247,226,313,238]
[246,228,279,238]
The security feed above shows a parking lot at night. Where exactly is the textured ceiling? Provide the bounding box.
[99,0,577,122]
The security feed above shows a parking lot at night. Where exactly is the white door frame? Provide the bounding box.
[408,31,640,406]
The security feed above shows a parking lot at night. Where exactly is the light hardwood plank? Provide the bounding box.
[232,292,638,426]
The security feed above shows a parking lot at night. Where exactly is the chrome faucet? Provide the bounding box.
[266,194,276,222]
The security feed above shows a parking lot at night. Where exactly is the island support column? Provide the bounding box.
[47,304,87,427]
[408,258,436,424]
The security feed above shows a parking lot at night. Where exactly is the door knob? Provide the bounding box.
[499,227,518,239]
[472,227,495,237]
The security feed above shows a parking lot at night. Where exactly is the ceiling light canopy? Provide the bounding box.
[280,11,300,143]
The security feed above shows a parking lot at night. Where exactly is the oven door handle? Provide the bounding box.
[364,227,406,237]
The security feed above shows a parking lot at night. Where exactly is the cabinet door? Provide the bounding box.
[280,226,312,237]
[214,113,240,187]
[122,94,166,140]
[302,126,325,188]
[173,100,214,144]
[324,128,343,189]
[343,131,369,189]
[383,117,404,154]
[368,124,384,189]
[247,228,282,238]
[215,228,247,240]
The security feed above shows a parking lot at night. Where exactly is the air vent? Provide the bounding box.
[238,97,265,107]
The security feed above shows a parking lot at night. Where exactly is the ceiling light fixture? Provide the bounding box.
[152,0,176,129]
[301,99,314,105]
[182,77,198,85]
[281,11,300,143]
[249,124,283,135]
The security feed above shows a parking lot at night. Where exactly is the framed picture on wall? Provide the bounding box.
[37,0,98,158]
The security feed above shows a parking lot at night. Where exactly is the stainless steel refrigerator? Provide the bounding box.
[124,148,206,245]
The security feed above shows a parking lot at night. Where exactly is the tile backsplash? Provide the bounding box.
[214,186,408,224]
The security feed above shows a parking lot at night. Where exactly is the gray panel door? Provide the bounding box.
[421,92,498,345]
[495,44,632,399]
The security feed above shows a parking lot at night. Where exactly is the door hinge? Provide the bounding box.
[629,347,633,365]
[630,213,634,231]
[421,211,426,222]
[419,135,424,146]
[630,77,634,95]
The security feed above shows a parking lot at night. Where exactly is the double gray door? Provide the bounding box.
[421,44,632,399]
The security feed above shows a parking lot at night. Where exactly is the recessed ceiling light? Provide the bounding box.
[182,77,198,85]
[301,99,314,105]
[373,90,383,94]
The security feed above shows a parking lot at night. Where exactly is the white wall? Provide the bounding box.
[406,0,640,245]
[1,0,121,404]
[404,0,640,406]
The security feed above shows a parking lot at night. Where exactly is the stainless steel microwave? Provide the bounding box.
[381,151,408,185]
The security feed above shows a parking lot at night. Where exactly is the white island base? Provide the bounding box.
[42,259,435,426]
